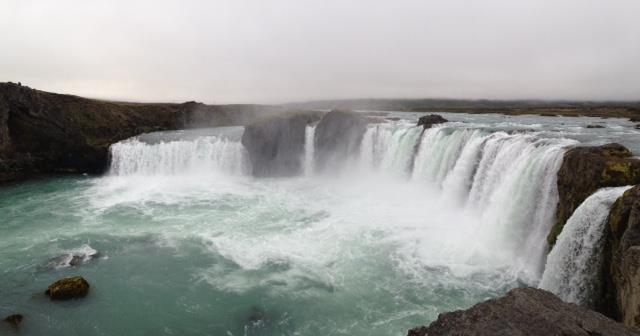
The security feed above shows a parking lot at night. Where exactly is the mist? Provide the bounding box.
[1,0,639,103]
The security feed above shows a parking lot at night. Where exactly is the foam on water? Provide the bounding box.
[4,114,633,335]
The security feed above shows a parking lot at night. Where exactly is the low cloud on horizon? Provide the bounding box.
[1,0,639,104]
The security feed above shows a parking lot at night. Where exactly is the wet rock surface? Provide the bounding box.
[408,287,640,336]
[314,110,368,172]
[417,114,448,129]
[550,143,640,245]
[603,185,640,327]
[45,276,90,300]
[241,112,321,176]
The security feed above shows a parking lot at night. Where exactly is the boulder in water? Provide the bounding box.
[408,287,640,336]
[550,143,640,245]
[45,276,90,300]
[417,114,448,129]
[586,124,605,128]
[45,244,99,269]
[241,112,321,176]
[314,110,368,172]
[3,314,23,328]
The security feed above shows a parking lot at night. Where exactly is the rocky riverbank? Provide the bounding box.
[0,82,281,184]
[408,288,640,336]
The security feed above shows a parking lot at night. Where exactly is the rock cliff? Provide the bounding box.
[602,185,640,327]
[241,112,321,176]
[0,82,279,183]
[408,287,640,336]
[549,143,640,245]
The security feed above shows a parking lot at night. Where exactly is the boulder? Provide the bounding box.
[241,112,321,176]
[408,287,640,336]
[3,314,23,328]
[45,276,90,300]
[586,124,605,128]
[417,114,448,129]
[549,144,640,245]
[602,185,640,327]
[314,110,368,172]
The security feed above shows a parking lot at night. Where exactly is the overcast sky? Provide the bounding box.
[1,0,639,104]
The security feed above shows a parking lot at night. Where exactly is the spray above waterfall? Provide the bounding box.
[107,114,578,284]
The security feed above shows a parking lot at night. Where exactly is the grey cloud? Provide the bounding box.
[1,0,639,103]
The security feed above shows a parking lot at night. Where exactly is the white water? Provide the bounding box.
[109,135,248,176]
[108,121,577,284]
[539,186,632,306]
[304,125,316,176]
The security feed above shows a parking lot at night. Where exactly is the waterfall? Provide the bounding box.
[109,135,248,176]
[304,125,316,176]
[539,186,632,307]
[107,121,577,283]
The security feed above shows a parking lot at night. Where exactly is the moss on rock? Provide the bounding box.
[45,276,90,300]
[549,143,640,245]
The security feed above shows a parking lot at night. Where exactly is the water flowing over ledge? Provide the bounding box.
[539,186,633,306]
[109,120,576,283]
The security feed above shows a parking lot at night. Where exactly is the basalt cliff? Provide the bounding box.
[0,82,280,183]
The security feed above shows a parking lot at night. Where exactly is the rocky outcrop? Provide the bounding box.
[45,276,90,300]
[314,110,368,172]
[602,185,640,327]
[408,287,640,336]
[549,143,640,245]
[0,82,281,184]
[241,112,321,176]
[417,114,448,129]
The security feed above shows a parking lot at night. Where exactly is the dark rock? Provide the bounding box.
[45,276,90,300]
[3,314,23,328]
[0,82,282,184]
[550,143,640,245]
[630,117,640,123]
[314,110,368,172]
[602,185,640,327]
[635,124,640,130]
[241,112,321,176]
[586,124,605,128]
[417,114,448,129]
[408,287,640,336]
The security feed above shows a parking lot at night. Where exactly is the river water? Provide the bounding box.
[1,112,638,335]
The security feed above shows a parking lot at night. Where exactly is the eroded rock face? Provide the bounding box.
[314,110,368,172]
[45,276,90,300]
[549,143,640,245]
[602,185,640,327]
[417,114,448,129]
[408,288,640,336]
[241,112,321,176]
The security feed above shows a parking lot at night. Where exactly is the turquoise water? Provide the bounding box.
[0,175,514,336]
[1,113,638,336]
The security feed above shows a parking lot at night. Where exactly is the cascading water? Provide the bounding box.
[359,124,575,281]
[539,186,632,307]
[10,113,631,336]
[109,132,248,176]
[304,125,316,176]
